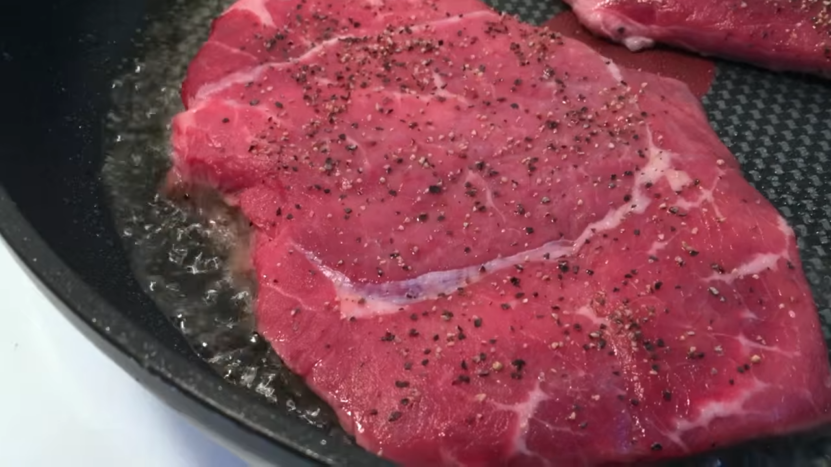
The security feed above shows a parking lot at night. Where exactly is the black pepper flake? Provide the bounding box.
[633,229,640,236]
[249,99,260,106]
[286,214,294,220]
[525,227,535,234]
[509,277,521,287]
[662,390,672,401]
[654,281,663,290]
[511,359,526,371]
[428,185,442,194]
[473,317,483,328]
[400,398,410,406]
[500,303,511,310]
[441,310,454,321]
[276,207,282,216]
[630,399,640,407]
[579,422,588,429]
[408,328,419,337]
[510,103,519,109]
[410,313,418,321]
[651,443,662,452]
[222,117,230,123]
[395,380,410,388]
[381,332,395,342]
[388,411,403,422]
[274,101,284,108]
[586,269,594,276]
[453,375,471,385]
[516,203,526,215]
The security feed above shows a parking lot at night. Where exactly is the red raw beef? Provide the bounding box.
[563,0,831,78]
[170,0,831,464]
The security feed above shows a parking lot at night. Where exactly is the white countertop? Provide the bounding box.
[0,238,247,467]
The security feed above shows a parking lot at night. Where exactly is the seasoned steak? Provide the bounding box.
[170,0,831,464]
[564,0,831,78]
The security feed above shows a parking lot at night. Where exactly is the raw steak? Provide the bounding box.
[563,0,831,78]
[170,0,831,464]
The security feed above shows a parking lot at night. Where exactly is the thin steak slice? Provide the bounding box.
[563,0,831,78]
[170,0,831,464]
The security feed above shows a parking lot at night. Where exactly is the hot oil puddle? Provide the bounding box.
[101,0,831,465]
[101,0,342,440]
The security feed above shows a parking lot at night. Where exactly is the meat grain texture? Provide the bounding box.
[170,0,831,465]
[564,0,831,78]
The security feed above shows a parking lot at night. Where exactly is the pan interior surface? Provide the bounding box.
[1,0,830,465]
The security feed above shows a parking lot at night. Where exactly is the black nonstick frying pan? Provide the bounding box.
[2,0,831,465]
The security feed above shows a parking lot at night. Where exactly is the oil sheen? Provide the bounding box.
[102,0,340,437]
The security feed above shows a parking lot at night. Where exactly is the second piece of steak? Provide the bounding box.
[564,0,831,78]
[171,0,831,464]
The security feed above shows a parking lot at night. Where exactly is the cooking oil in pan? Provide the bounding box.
[101,0,341,436]
[100,0,831,464]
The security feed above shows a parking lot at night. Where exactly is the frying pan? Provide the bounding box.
[1,0,831,465]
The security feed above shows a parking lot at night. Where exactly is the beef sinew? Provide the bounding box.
[564,0,831,78]
[170,0,831,464]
